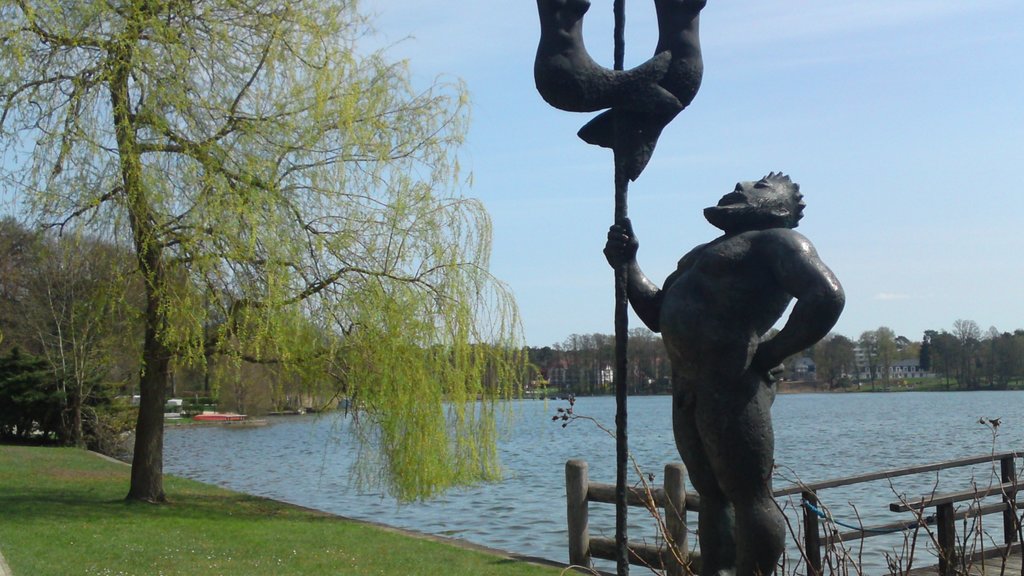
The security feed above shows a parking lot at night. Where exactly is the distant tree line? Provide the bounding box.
[529,319,1024,395]
[921,320,1024,390]
[527,328,671,395]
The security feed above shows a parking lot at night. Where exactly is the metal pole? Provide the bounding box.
[612,2,629,574]
[613,0,626,71]
[613,169,629,576]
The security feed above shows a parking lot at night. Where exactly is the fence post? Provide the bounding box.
[566,459,591,568]
[802,490,822,575]
[1001,454,1019,545]
[936,502,956,576]
[664,463,688,576]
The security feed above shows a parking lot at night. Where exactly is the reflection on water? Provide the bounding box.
[165,392,1024,574]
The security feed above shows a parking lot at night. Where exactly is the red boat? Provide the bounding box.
[192,412,248,422]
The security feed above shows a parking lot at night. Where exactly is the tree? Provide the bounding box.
[993,330,1014,389]
[2,1,520,502]
[0,220,139,448]
[0,217,39,351]
[626,327,668,393]
[925,330,959,389]
[920,332,932,372]
[952,319,982,389]
[858,330,879,389]
[21,233,137,447]
[814,333,855,389]
[0,347,63,440]
[874,326,897,385]
[981,327,1020,390]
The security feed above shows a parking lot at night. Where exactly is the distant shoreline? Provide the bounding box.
[531,383,1024,399]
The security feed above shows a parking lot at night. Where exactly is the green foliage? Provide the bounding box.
[342,267,523,500]
[86,402,138,457]
[0,219,142,447]
[2,0,522,499]
[873,326,898,384]
[813,333,856,389]
[0,347,64,440]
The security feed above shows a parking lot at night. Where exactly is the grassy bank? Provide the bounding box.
[0,445,568,576]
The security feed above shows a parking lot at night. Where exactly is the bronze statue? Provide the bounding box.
[604,173,844,576]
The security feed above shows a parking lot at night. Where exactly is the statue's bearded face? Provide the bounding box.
[704,173,805,232]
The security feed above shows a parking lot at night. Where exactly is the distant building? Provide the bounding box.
[790,356,816,379]
[853,344,872,380]
[889,358,931,380]
[851,343,933,381]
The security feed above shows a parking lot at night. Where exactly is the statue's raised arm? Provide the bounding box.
[603,218,665,332]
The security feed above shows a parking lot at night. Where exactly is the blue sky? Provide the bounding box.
[363,0,1024,347]
[6,2,1018,348]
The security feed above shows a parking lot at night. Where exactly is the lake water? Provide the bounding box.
[164,392,1024,574]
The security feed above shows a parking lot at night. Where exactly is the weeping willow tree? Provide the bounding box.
[0,0,522,502]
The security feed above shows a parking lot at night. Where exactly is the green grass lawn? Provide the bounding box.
[0,445,570,576]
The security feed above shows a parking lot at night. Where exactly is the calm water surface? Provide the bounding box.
[165,392,1024,574]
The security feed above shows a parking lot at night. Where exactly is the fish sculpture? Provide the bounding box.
[654,0,706,112]
[534,0,682,115]
[536,0,706,180]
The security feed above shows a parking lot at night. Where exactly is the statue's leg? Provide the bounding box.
[695,371,785,576]
[673,386,735,576]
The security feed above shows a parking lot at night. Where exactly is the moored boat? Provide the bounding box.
[192,412,248,422]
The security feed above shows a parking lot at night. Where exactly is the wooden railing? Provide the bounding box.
[779,451,1023,576]
[567,451,1022,576]
[566,459,697,575]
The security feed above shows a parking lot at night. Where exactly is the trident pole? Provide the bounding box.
[611,1,630,575]
[535,0,706,571]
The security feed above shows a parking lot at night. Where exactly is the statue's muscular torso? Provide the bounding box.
[658,228,810,381]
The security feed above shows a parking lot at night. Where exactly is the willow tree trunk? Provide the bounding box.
[109,31,171,503]
[127,299,171,503]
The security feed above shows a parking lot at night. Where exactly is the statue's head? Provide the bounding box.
[704,172,805,232]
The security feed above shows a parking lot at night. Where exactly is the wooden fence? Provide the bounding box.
[567,451,1023,576]
[785,451,1022,576]
[566,459,697,575]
